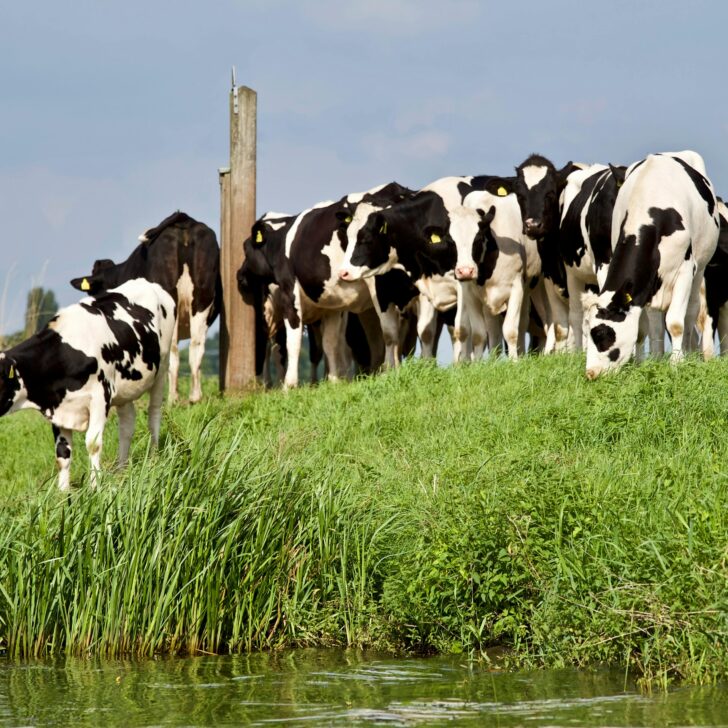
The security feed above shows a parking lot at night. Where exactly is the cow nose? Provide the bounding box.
[524,218,544,237]
[455,265,476,281]
[585,367,600,381]
[339,268,352,280]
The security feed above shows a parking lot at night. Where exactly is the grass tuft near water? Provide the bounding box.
[2,354,728,687]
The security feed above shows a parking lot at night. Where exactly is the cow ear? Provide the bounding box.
[477,205,496,226]
[556,161,577,190]
[251,224,265,246]
[70,275,101,294]
[373,212,388,235]
[92,258,115,274]
[335,209,353,225]
[609,164,627,188]
[485,178,515,197]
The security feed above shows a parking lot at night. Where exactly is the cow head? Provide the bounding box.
[583,290,641,378]
[70,258,122,295]
[339,206,395,280]
[502,154,576,239]
[451,206,496,281]
[0,354,20,416]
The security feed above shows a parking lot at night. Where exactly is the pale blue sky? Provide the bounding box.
[1,0,726,333]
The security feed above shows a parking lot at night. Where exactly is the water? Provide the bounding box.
[1,649,727,726]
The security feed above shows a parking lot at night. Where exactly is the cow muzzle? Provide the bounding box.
[524,218,545,238]
[455,265,476,281]
[585,367,601,381]
[338,267,356,281]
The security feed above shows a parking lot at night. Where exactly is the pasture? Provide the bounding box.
[1,355,728,687]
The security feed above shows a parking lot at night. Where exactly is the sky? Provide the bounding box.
[1,0,727,335]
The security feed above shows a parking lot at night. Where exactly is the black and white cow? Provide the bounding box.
[70,211,220,403]
[487,155,580,352]
[558,163,629,351]
[702,198,728,352]
[339,175,531,361]
[0,279,175,490]
[243,183,417,388]
[584,151,719,378]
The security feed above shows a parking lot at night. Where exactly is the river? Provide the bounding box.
[1,649,727,726]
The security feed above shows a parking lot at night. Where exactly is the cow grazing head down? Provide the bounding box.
[583,290,641,379]
[496,154,576,239]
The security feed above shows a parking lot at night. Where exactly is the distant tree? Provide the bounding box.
[24,287,58,337]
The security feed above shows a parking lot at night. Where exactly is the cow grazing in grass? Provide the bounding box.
[70,211,220,404]
[584,151,719,378]
[0,280,175,490]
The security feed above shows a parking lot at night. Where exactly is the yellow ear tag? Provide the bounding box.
[255,230,263,243]
[81,278,90,291]
[430,233,442,243]
[379,222,387,234]
[8,365,15,379]
[497,186,508,197]
[624,293,632,303]
[344,216,352,224]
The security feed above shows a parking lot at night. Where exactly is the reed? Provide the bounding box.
[1,355,728,686]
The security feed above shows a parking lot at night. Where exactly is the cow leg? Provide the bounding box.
[85,403,107,489]
[283,296,304,390]
[308,323,323,383]
[187,309,210,404]
[544,280,569,353]
[718,305,728,355]
[635,310,650,363]
[684,273,706,357]
[502,277,525,361]
[356,307,385,373]
[117,402,136,466]
[417,295,439,358]
[466,285,487,360]
[379,305,401,368]
[168,317,180,403]
[484,311,502,358]
[665,260,696,364]
[53,425,73,492]
[147,360,167,448]
[453,283,472,362]
[517,290,530,355]
[566,273,586,352]
[321,311,347,381]
[646,309,665,356]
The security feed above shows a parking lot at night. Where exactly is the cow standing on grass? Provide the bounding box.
[0,280,175,490]
[584,151,719,378]
[70,211,220,404]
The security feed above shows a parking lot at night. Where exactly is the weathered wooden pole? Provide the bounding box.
[219,74,257,391]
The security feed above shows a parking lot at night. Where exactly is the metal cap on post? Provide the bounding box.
[219,68,257,392]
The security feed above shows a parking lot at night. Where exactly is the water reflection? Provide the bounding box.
[1,649,727,726]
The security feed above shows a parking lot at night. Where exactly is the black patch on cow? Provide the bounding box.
[591,323,616,352]
[704,208,728,333]
[4,330,98,415]
[52,426,72,460]
[685,243,693,260]
[374,269,419,311]
[81,291,161,380]
[472,215,500,285]
[669,156,716,216]
[98,370,112,414]
[608,348,620,362]
[596,304,627,323]
[601,207,683,310]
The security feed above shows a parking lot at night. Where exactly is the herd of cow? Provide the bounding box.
[0,149,725,489]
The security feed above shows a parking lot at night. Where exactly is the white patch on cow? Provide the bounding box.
[266,220,288,231]
[522,165,548,190]
[449,207,482,278]
[285,201,334,257]
[346,182,387,204]
[340,201,399,280]
[262,211,291,220]
[421,176,471,211]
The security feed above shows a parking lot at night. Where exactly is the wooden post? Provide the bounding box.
[219,82,257,391]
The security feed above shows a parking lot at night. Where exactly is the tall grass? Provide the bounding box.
[2,355,728,686]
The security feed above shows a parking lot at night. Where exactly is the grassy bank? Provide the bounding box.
[2,355,728,686]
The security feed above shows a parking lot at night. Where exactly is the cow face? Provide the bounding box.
[340,208,395,280]
[0,355,20,416]
[508,155,574,239]
[452,206,496,281]
[584,291,641,378]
